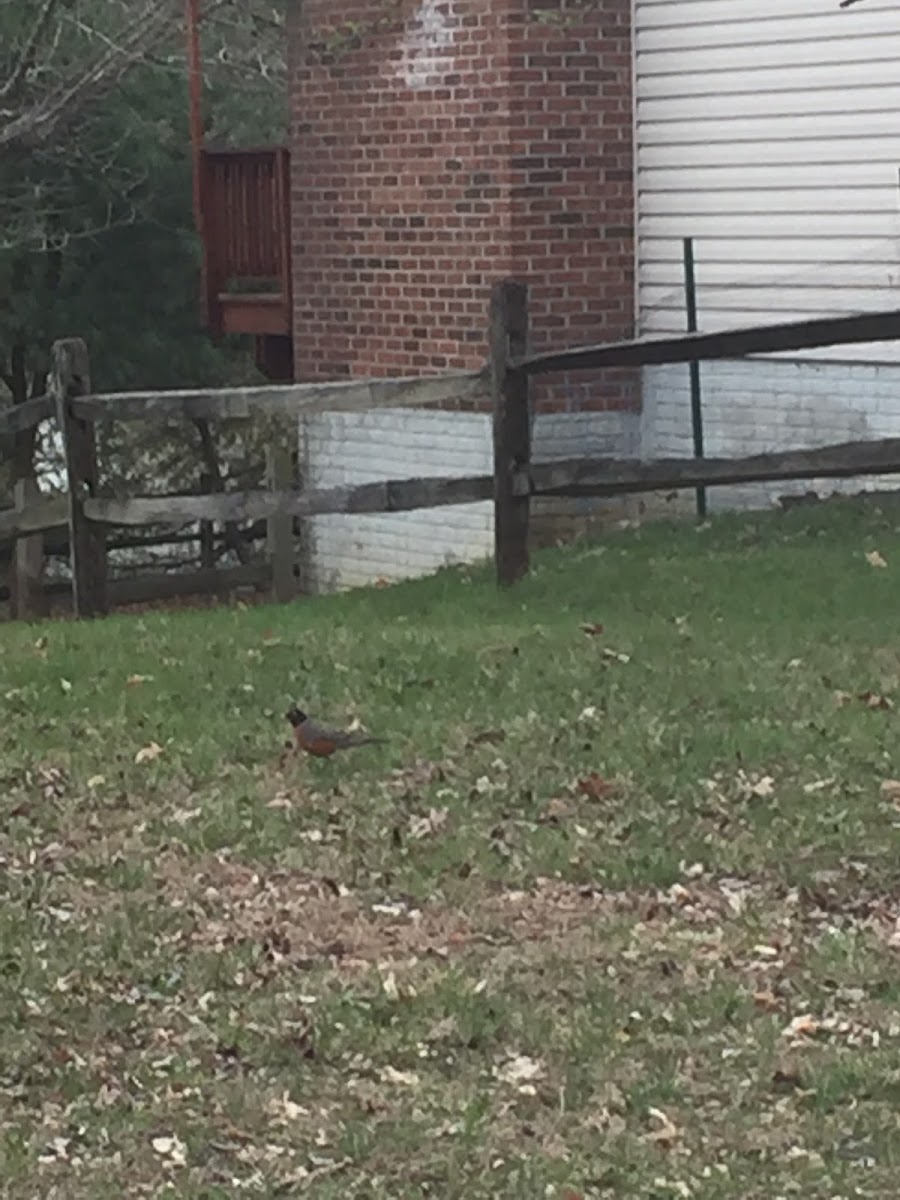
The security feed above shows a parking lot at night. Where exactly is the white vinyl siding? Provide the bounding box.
[635,0,900,362]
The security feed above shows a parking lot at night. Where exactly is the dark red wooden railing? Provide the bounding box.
[199,146,292,338]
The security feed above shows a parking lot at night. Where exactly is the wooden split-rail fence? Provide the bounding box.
[3,280,900,620]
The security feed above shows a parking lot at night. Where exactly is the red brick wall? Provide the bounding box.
[510,1,636,412]
[288,0,635,409]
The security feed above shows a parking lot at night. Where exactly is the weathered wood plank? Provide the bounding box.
[0,519,267,558]
[266,436,295,603]
[0,495,68,540]
[70,370,488,423]
[199,471,216,569]
[10,477,48,620]
[77,436,900,544]
[528,438,900,497]
[491,280,531,587]
[51,339,108,618]
[0,394,53,437]
[108,563,270,606]
[515,310,900,376]
[82,472,498,529]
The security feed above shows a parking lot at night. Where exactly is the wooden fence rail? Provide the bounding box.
[514,308,900,376]
[71,438,900,534]
[70,370,487,423]
[0,496,67,541]
[527,438,900,497]
[5,280,900,618]
[0,394,53,437]
[82,474,498,528]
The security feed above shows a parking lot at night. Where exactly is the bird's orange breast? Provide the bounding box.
[294,728,337,757]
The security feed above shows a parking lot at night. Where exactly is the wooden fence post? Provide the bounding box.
[490,279,531,587]
[51,339,108,618]
[199,470,216,569]
[11,477,47,620]
[266,432,295,603]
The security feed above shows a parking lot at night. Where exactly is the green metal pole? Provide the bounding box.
[683,237,707,520]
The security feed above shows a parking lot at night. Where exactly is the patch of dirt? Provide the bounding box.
[53,844,900,990]
[156,852,472,972]
[150,857,774,973]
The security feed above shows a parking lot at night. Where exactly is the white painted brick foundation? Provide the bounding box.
[641,358,900,511]
[300,406,639,592]
[295,359,900,594]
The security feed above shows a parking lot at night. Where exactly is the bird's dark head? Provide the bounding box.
[285,706,307,727]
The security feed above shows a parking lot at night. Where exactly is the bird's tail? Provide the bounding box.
[339,731,387,748]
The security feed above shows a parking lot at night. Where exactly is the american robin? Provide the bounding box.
[285,706,387,758]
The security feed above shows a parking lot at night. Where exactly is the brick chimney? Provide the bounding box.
[289,0,635,413]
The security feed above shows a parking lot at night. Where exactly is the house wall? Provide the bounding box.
[287,0,512,379]
[286,0,638,585]
[287,0,635,397]
[300,405,640,592]
[508,0,636,415]
[635,0,900,509]
[641,359,900,511]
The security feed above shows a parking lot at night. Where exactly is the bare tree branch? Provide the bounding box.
[0,0,287,249]
[0,3,177,151]
[0,0,60,105]
[0,0,236,155]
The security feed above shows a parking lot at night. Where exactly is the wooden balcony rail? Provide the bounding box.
[199,145,292,338]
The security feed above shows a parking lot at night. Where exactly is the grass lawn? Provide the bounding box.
[2,499,900,1198]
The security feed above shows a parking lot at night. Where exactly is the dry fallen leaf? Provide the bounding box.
[866,550,888,569]
[859,690,893,711]
[783,1013,821,1040]
[267,1092,308,1123]
[577,772,617,801]
[408,808,449,839]
[752,945,782,963]
[170,807,201,826]
[580,622,604,636]
[539,796,572,824]
[379,1065,420,1087]
[802,777,835,794]
[135,742,163,765]
[753,989,781,1012]
[645,1106,680,1147]
[495,1055,545,1090]
[737,772,775,799]
[151,1134,186,1165]
[380,970,401,1002]
[880,779,900,804]
[126,674,153,687]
